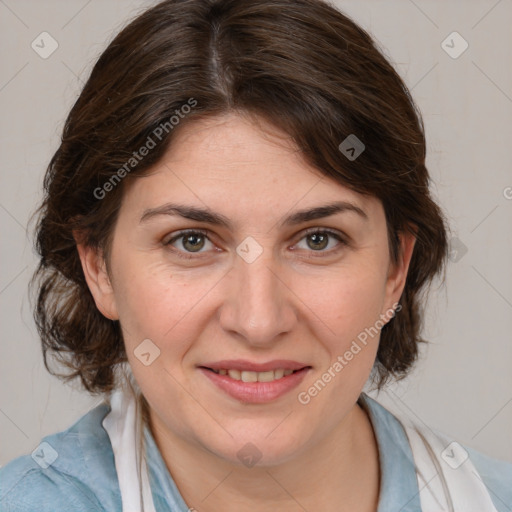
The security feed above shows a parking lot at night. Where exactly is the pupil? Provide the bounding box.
[184,234,204,252]
[309,233,328,250]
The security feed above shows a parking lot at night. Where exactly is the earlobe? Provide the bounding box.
[75,241,119,321]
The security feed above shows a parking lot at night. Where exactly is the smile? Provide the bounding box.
[198,364,312,403]
[207,368,299,382]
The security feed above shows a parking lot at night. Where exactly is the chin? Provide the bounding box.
[200,428,308,469]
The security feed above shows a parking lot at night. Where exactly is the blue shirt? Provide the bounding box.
[1,393,511,511]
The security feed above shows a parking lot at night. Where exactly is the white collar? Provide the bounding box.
[102,382,156,512]
[103,383,498,512]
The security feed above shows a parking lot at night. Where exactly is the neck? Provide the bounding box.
[148,400,380,512]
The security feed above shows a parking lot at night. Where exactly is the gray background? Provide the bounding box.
[1,0,511,466]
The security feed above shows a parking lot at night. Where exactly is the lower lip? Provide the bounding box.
[199,367,310,403]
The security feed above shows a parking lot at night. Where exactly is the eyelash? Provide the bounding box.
[163,228,348,260]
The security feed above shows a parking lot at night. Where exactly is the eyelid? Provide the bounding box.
[291,227,349,255]
[298,226,348,242]
[163,228,213,260]
[163,228,210,245]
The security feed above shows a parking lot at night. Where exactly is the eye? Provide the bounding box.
[163,227,348,260]
[163,229,216,259]
[293,228,348,256]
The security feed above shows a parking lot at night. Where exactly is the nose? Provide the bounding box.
[218,245,297,347]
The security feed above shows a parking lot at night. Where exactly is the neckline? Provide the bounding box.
[143,392,421,511]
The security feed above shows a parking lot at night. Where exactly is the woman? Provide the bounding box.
[1,0,510,510]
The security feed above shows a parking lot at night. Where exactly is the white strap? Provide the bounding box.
[396,411,498,512]
[102,385,157,512]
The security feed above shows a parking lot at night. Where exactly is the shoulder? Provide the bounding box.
[407,418,512,511]
[359,393,512,511]
[417,424,512,511]
[462,443,512,512]
[0,403,122,512]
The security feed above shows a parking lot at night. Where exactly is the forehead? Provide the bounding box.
[153,113,315,183]
[121,113,383,226]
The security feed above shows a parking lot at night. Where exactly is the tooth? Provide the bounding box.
[257,371,275,382]
[223,368,296,382]
[274,369,284,379]
[241,371,258,382]
[228,369,241,380]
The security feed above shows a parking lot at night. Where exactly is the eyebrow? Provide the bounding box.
[139,200,368,229]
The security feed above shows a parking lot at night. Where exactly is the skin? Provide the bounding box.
[77,113,416,512]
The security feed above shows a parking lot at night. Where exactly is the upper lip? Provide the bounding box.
[200,359,310,372]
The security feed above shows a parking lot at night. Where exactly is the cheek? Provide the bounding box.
[109,256,179,344]
[298,270,385,404]
[111,259,218,358]
[300,264,386,345]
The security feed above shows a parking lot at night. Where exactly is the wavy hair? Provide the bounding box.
[31,0,449,394]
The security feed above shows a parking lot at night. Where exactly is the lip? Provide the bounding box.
[198,365,311,404]
[200,359,308,372]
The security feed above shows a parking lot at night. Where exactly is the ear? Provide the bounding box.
[75,237,119,321]
[381,227,417,316]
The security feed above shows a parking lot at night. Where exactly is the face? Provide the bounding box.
[79,113,415,467]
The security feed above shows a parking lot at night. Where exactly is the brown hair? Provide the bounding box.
[31,0,449,395]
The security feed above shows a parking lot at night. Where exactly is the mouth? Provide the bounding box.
[200,367,306,382]
[198,360,312,403]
